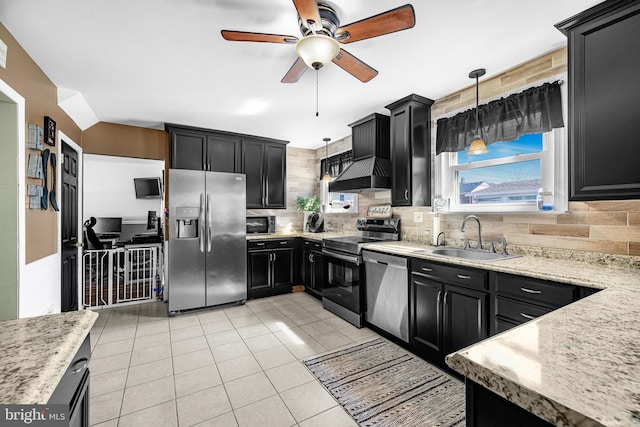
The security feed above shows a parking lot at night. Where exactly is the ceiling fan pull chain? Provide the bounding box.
[316,68,319,117]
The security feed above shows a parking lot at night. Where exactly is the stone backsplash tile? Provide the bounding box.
[557,211,628,226]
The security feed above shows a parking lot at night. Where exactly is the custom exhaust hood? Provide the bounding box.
[329,113,391,193]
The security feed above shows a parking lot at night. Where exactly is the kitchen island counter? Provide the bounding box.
[364,240,640,427]
[0,310,98,404]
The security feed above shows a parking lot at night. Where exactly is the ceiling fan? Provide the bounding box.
[221,1,415,83]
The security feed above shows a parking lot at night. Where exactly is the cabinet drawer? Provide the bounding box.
[248,239,294,251]
[496,296,554,324]
[303,239,322,251]
[49,334,91,405]
[495,273,577,308]
[411,258,487,290]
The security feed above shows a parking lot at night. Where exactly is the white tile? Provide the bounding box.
[169,314,201,330]
[313,330,354,350]
[192,411,238,427]
[244,333,282,353]
[97,327,137,344]
[130,343,172,366]
[89,352,131,376]
[225,372,277,409]
[298,406,358,427]
[176,385,232,426]
[170,324,204,342]
[133,331,171,351]
[285,337,327,359]
[126,357,173,388]
[234,395,296,427]
[174,364,222,398]
[253,346,297,371]
[201,319,235,335]
[236,323,271,339]
[216,354,262,383]
[280,380,337,422]
[89,389,123,425]
[90,368,128,397]
[135,320,169,337]
[120,376,175,416]
[197,309,228,324]
[338,326,377,341]
[171,335,209,356]
[118,400,178,427]
[92,338,134,359]
[205,329,242,346]
[173,348,215,374]
[210,340,251,362]
[229,314,262,328]
[223,305,254,319]
[299,320,336,337]
[265,361,315,392]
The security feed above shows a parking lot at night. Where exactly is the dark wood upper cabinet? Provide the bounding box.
[556,0,640,200]
[386,94,434,207]
[166,124,288,208]
[348,113,390,160]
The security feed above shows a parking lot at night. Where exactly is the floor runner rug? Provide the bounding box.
[303,338,465,427]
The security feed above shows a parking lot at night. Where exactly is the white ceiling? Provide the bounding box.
[1,0,601,149]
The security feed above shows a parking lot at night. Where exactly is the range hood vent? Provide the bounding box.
[329,113,391,193]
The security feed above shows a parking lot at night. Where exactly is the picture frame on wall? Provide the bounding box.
[44,116,56,146]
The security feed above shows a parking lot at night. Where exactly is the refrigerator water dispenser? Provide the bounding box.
[176,207,199,239]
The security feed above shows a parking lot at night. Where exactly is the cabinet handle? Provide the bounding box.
[256,242,265,246]
[404,189,409,200]
[520,312,536,320]
[457,274,471,279]
[71,358,88,374]
[272,252,276,262]
[421,267,433,272]
[309,254,314,263]
[279,241,287,245]
[520,287,542,294]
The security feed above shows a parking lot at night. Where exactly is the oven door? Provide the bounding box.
[322,248,362,314]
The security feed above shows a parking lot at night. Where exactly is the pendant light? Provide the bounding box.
[467,68,488,155]
[321,137,332,182]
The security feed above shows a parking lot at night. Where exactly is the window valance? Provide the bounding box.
[319,150,353,180]
[435,81,564,155]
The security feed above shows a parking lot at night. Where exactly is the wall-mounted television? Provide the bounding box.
[134,177,162,199]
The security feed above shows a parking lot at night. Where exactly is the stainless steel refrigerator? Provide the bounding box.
[168,169,247,313]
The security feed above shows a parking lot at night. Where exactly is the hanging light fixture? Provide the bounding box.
[467,68,488,155]
[321,137,332,182]
[295,35,340,70]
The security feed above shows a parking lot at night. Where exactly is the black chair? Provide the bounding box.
[84,217,104,250]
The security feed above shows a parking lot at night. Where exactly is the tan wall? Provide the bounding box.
[82,122,167,160]
[314,48,640,258]
[0,23,82,263]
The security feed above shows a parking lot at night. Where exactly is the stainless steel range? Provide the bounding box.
[322,218,401,327]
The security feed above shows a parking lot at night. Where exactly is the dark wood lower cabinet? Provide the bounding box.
[302,239,324,299]
[247,239,296,299]
[466,380,554,427]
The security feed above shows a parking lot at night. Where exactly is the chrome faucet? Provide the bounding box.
[436,231,445,247]
[460,215,482,250]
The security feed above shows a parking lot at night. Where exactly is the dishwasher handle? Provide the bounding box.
[363,252,407,269]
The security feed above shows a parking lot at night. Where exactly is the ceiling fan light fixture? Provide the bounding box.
[295,34,340,70]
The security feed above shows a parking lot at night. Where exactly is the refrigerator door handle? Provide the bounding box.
[199,192,205,253]
[207,193,213,253]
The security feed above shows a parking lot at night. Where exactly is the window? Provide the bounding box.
[438,129,566,212]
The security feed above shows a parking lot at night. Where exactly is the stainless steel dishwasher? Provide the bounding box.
[363,250,409,342]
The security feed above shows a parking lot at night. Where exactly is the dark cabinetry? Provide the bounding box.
[491,272,580,334]
[247,239,296,298]
[243,139,286,209]
[166,124,287,208]
[302,239,324,299]
[410,259,488,366]
[385,94,434,207]
[556,0,640,200]
[49,334,91,427]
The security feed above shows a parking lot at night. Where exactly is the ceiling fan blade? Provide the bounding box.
[221,30,298,44]
[332,49,378,83]
[292,0,322,31]
[335,4,415,44]
[281,58,308,83]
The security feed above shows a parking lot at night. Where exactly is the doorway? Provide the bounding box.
[60,139,82,312]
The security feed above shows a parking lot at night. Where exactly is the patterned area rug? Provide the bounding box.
[303,338,465,427]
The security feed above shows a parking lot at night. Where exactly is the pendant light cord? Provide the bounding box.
[315,69,319,117]
[475,75,479,136]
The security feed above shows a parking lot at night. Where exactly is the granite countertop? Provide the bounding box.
[363,240,640,427]
[246,231,345,241]
[0,310,98,404]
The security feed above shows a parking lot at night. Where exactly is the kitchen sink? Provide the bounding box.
[413,247,520,262]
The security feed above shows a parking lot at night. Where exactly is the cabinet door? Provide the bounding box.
[443,284,488,354]
[170,129,206,170]
[272,248,294,288]
[562,2,640,200]
[390,105,411,206]
[207,135,240,172]
[302,249,313,287]
[248,251,270,291]
[264,143,286,209]
[411,274,443,356]
[242,140,265,208]
[312,253,324,292]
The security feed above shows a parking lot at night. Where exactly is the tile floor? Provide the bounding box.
[88,292,381,426]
